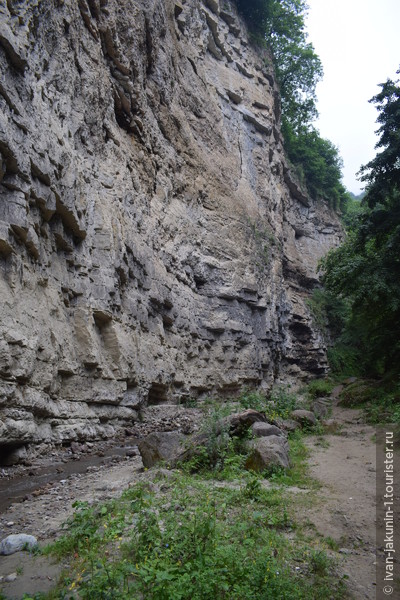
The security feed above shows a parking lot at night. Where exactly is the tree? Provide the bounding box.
[321,69,400,374]
[358,69,400,205]
[282,124,350,210]
[235,0,322,130]
[234,0,347,210]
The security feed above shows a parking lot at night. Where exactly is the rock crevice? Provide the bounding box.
[0,0,342,454]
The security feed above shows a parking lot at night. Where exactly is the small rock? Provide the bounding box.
[225,409,267,437]
[0,534,38,555]
[125,447,139,457]
[70,442,82,454]
[5,572,17,582]
[6,521,15,527]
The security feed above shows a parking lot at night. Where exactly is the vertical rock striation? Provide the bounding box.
[0,0,342,453]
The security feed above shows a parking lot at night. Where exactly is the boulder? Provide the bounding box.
[312,398,331,419]
[272,417,300,432]
[0,534,38,555]
[166,409,268,467]
[245,435,289,472]
[224,409,267,437]
[291,409,317,427]
[251,422,285,438]
[138,431,185,468]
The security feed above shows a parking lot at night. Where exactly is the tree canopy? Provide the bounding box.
[320,70,400,374]
[234,0,348,210]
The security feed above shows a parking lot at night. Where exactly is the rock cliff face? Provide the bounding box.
[0,0,342,456]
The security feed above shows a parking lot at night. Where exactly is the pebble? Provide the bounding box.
[6,521,14,527]
[5,573,18,582]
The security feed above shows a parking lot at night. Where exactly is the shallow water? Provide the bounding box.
[0,445,139,513]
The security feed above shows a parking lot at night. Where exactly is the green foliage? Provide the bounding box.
[283,124,350,210]
[239,389,270,412]
[339,379,400,425]
[341,194,365,229]
[306,287,349,340]
[239,386,297,420]
[46,469,347,599]
[242,471,263,500]
[309,549,332,576]
[326,344,361,376]
[201,405,231,470]
[234,0,347,210]
[324,536,340,552]
[320,69,400,376]
[359,69,400,205]
[269,386,297,418]
[306,379,335,399]
[234,0,321,131]
[181,405,248,477]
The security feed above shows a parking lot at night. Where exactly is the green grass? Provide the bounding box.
[267,430,320,489]
[32,426,349,600]
[40,475,347,599]
[306,379,335,399]
[324,536,340,552]
[338,379,400,425]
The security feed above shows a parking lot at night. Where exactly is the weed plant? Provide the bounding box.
[39,470,347,600]
[29,426,350,600]
[239,386,297,421]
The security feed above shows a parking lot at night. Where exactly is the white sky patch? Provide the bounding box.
[306,0,400,194]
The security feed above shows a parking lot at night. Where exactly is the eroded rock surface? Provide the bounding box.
[0,0,342,455]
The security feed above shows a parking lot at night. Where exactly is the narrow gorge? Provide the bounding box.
[0,0,342,459]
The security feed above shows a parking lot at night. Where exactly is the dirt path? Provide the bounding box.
[304,392,377,599]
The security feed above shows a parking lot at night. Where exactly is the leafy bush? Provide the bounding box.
[47,473,347,599]
[306,379,335,399]
[338,379,400,425]
[239,386,297,420]
[239,389,269,412]
[269,386,297,418]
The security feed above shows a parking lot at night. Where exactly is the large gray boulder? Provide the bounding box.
[251,422,285,438]
[138,431,185,468]
[245,435,289,472]
[0,534,38,555]
[312,398,331,419]
[224,409,267,436]
[272,417,300,432]
[291,409,317,427]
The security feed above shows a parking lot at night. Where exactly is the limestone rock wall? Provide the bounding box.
[0,0,342,452]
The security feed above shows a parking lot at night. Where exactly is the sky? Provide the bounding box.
[305,0,400,194]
